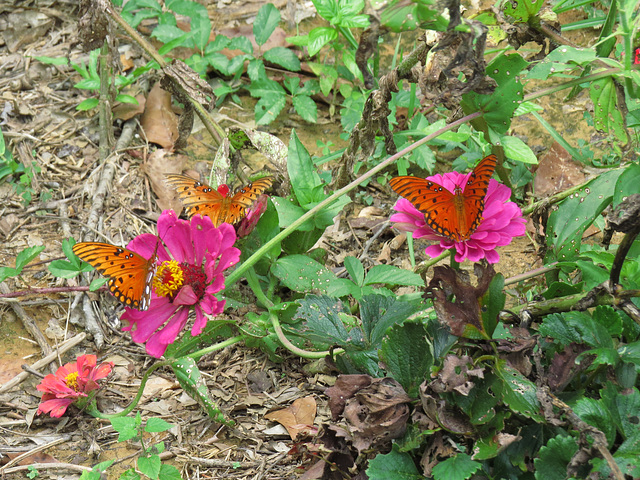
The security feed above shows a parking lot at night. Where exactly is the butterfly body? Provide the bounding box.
[72,241,158,310]
[166,174,273,227]
[389,155,497,242]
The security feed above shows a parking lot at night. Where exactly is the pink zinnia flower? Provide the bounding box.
[236,194,268,238]
[121,210,240,358]
[37,354,113,418]
[390,177,526,263]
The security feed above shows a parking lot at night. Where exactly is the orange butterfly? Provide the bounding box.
[165,174,273,227]
[72,240,159,310]
[389,155,497,242]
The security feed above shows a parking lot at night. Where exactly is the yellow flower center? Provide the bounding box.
[153,261,184,298]
[65,371,80,391]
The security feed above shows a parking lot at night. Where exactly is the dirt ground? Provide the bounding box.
[0,2,544,479]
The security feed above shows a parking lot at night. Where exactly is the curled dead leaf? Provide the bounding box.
[264,396,317,440]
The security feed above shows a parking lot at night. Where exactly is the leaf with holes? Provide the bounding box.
[172,357,232,425]
[494,360,543,421]
[590,78,628,144]
[545,169,623,262]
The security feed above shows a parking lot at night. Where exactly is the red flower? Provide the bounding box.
[36,355,113,418]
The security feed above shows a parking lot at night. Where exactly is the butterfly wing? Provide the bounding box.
[72,242,157,310]
[389,155,497,241]
[165,174,225,225]
[459,154,497,237]
[225,177,274,225]
[389,176,460,239]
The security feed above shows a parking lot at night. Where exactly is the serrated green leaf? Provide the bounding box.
[364,264,424,287]
[366,444,423,479]
[533,434,578,480]
[287,130,324,205]
[379,321,432,397]
[432,453,482,480]
[159,463,182,480]
[292,95,317,123]
[574,397,616,446]
[48,259,85,279]
[360,294,421,346]
[110,415,140,442]
[253,3,280,46]
[263,47,300,71]
[539,311,613,349]
[271,255,354,297]
[172,357,231,425]
[293,294,361,347]
[137,455,161,480]
[77,98,99,111]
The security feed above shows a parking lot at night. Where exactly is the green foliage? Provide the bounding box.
[108,413,182,480]
[0,246,45,282]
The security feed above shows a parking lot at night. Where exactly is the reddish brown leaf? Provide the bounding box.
[325,374,372,420]
[140,82,179,149]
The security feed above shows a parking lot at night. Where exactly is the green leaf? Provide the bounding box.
[77,98,99,111]
[364,264,424,287]
[462,54,528,134]
[263,47,300,71]
[501,135,538,164]
[145,417,175,433]
[379,321,433,397]
[253,3,281,46]
[344,256,365,286]
[380,0,447,32]
[545,169,622,262]
[495,360,543,421]
[432,453,482,480]
[359,294,420,346]
[111,414,140,442]
[293,294,362,347]
[14,246,45,272]
[501,0,544,22]
[89,277,108,291]
[33,55,69,66]
[307,27,338,57]
[271,255,354,297]
[118,468,140,480]
[137,455,161,480]
[533,434,578,480]
[287,131,324,205]
[613,162,640,206]
[311,0,339,22]
[539,311,613,349]
[590,77,628,143]
[246,77,286,98]
[366,444,423,479]
[255,95,286,125]
[168,0,210,49]
[527,46,596,80]
[172,357,232,425]
[158,463,182,480]
[574,397,616,446]
[292,95,317,123]
[48,259,86,279]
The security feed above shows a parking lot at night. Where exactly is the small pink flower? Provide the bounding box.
[236,194,268,238]
[37,354,113,418]
[635,47,640,65]
[121,210,240,358]
[390,177,526,263]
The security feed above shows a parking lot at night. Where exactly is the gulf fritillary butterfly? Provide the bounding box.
[72,239,159,310]
[389,155,497,242]
[165,174,273,227]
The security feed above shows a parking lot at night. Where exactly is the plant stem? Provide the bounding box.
[523,68,621,103]
[224,112,483,288]
[189,335,246,362]
[269,313,344,359]
[245,267,274,309]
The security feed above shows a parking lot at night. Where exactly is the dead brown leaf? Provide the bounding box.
[534,141,586,198]
[141,149,187,213]
[140,82,179,149]
[265,396,317,440]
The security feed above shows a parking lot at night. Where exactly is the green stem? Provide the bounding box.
[523,68,621,103]
[224,111,483,288]
[189,335,246,362]
[245,267,274,309]
[270,313,344,359]
[337,26,359,51]
[87,360,171,419]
